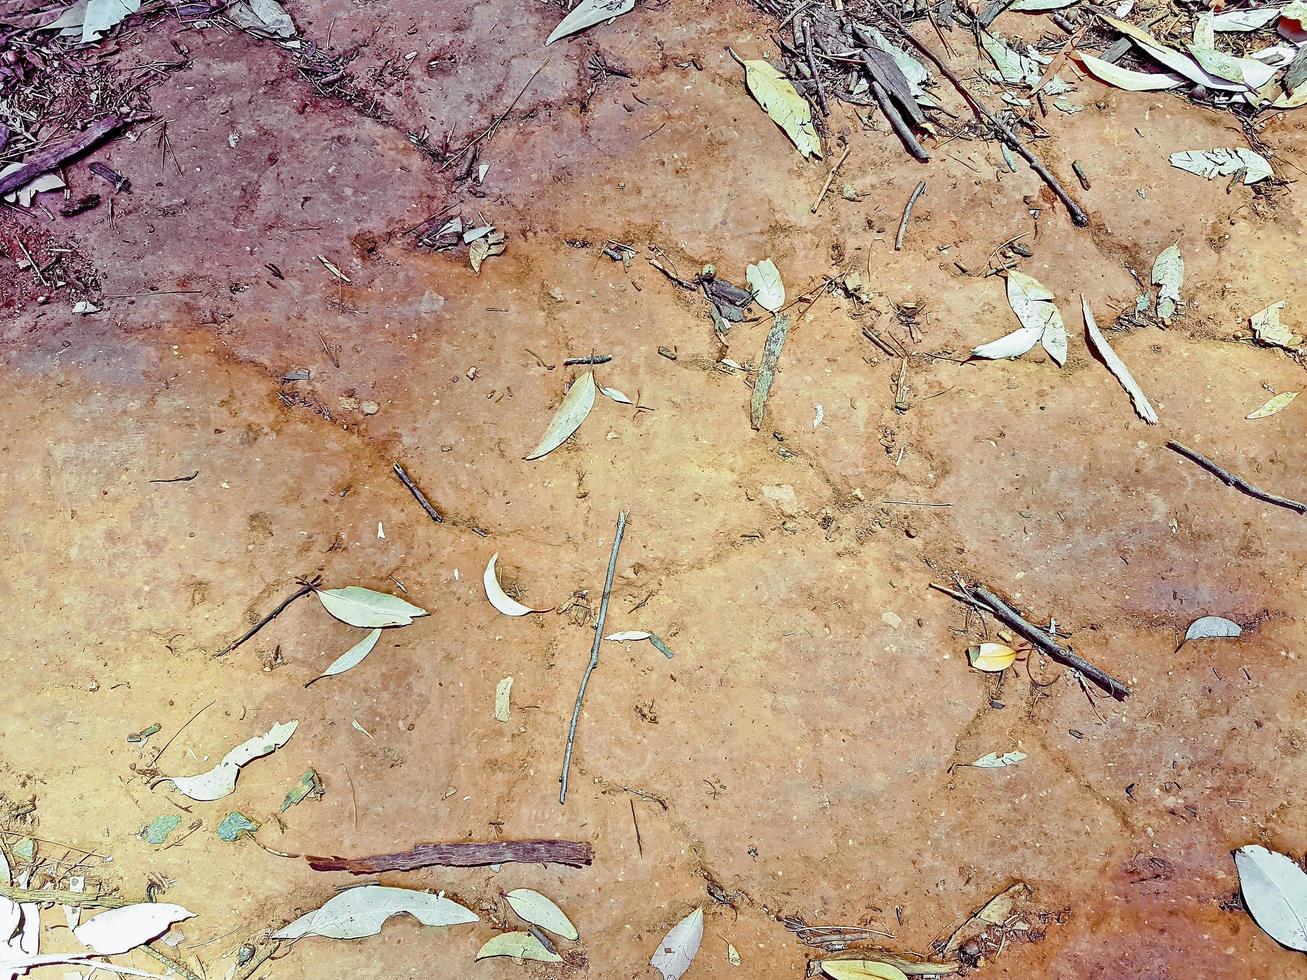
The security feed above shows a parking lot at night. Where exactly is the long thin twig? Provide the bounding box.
[438,59,549,172]
[142,945,202,980]
[215,579,319,656]
[810,145,851,213]
[0,885,131,908]
[895,179,927,251]
[393,462,444,523]
[930,582,1131,698]
[1167,441,1307,514]
[560,511,628,804]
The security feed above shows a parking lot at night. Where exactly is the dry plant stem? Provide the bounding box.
[215,581,316,656]
[1166,441,1307,514]
[0,884,131,908]
[143,945,202,980]
[810,145,851,212]
[560,510,629,804]
[895,179,927,250]
[867,74,929,161]
[392,462,444,523]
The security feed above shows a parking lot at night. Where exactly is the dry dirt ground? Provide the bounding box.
[2,0,1307,977]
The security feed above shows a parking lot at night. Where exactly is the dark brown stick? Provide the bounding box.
[0,116,124,197]
[393,462,443,523]
[1166,441,1307,515]
[802,19,829,116]
[931,582,1131,698]
[306,839,594,873]
[895,180,927,251]
[869,77,930,162]
[215,579,318,656]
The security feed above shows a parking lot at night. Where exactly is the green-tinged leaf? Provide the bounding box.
[217,811,259,842]
[476,931,563,963]
[1234,845,1307,951]
[739,56,822,158]
[494,676,513,723]
[727,941,741,966]
[967,642,1016,672]
[316,587,427,628]
[81,0,140,43]
[1097,14,1246,91]
[158,720,298,801]
[650,907,703,980]
[1169,147,1273,184]
[1077,52,1183,91]
[1185,44,1279,88]
[751,314,792,429]
[1246,390,1299,419]
[1251,301,1300,349]
[545,0,633,45]
[141,815,182,845]
[969,750,1027,768]
[980,31,1048,86]
[747,259,785,313]
[1082,295,1158,424]
[308,628,381,685]
[820,961,911,980]
[526,371,597,459]
[281,769,325,811]
[1184,615,1241,641]
[506,888,579,940]
[1151,245,1183,320]
[1212,7,1280,30]
[273,886,478,940]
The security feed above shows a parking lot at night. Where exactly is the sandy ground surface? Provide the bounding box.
[2,1,1306,977]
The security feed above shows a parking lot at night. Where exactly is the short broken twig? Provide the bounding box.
[215,578,320,656]
[810,145,851,213]
[894,179,927,251]
[564,354,612,366]
[393,462,444,523]
[868,76,929,162]
[0,116,124,197]
[560,510,628,804]
[1166,441,1307,515]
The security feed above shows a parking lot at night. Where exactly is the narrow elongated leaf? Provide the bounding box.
[309,629,381,685]
[1098,14,1246,90]
[820,961,911,980]
[74,904,194,955]
[506,888,579,940]
[545,0,634,45]
[1078,52,1183,90]
[1212,7,1280,30]
[740,57,822,158]
[1246,391,1299,419]
[526,371,596,459]
[476,931,563,962]
[1010,0,1076,10]
[969,751,1026,768]
[316,587,427,628]
[0,956,162,978]
[751,314,792,429]
[1186,44,1279,88]
[1082,296,1158,424]
[981,32,1048,86]
[971,325,1042,360]
[967,643,1016,672]
[746,259,785,313]
[1184,616,1241,641]
[494,676,513,723]
[858,26,930,98]
[82,0,140,42]
[651,907,703,980]
[1169,148,1273,184]
[598,384,634,405]
[159,721,298,801]
[273,886,478,940]
[484,553,543,616]
[605,630,653,641]
[1152,245,1183,320]
[1234,845,1307,951]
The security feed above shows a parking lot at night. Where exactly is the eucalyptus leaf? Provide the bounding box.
[484,553,544,616]
[273,886,477,940]
[1184,615,1241,641]
[1234,845,1307,951]
[650,907,703,980]
[546,0,634,45]
[1151,245,1183,320]
[1246,391,1299,420]
[1169,147,1273,184]
[526,371,597,459]
[157,721,298,801]
[969,751,1026,768]
[506,888,579,940]
[746,259,785,313]
[738,55,822,158]
[476,931,563,963]
[74,904,194,955]
[1078,52,1183,91]
[1082,295,1158,424]
[316,587,427,628]
[308,629,382,686]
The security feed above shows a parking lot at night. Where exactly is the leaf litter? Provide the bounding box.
[526,370,597,459]
[1082,296,1158,424]
[155,720,298,801]
[484,553,545,616]
[1247,391,1299,419]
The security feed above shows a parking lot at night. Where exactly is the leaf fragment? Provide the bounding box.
[526,371,597,459]
[750,314,792,429]
[1246,391,1299,420]
[308,628,382,685]
[971,325,1042,360]
[316,587,428,628]
[1151,244,1183,320]
[819,962,911,980]
[1251,301,1301,349]
[1234,844,1307,951]
[739,56,822,158]
[746,259,785,313]
[967,642,1017,672]
[226,0,296,38]
[1184,615,1242,641]
[1082,295,1158,424]
[217,811,260,842]
[650,907,703,980]
[980,32,1048,86]
[968,751,1027,768]
[74,904,194,955]
[1212,7,1281,31]
[494,676,513,723]
[727,941,741,966]
[605,630,653,641]
[505,888,579,940]
[476,931,563,963]
[273,885,478,940]
[158,721,298,801]
[484,553,544,616]
[1169,148,1273,184]
[281,769,325,811]
[1000,270,1067,365]
[545,0,634,45]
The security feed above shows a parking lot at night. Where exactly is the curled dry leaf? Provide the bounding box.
[308,628,382,686]
[1082,295,1158,424]
[650,907,704,980]
[1234,844,1307,951]
[316,587,427,628]
[476,931,563,963]
[1247,391,1299,419]
[981,31,1048,86]
[746,259,785,313]
[545,0,634,45]
[484,553,544,616]
[158,721,297,801]
[738,55,822,159]
[273,885,478,940]
[820,961,911,980]
[506,888,579,940]
[967,642,1017,672]
[1184,615,1241,641]
[74,904,194,955]
[526,371,597,459]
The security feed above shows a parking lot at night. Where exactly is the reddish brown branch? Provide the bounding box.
[305,839,594,873]
[0,117,124,197]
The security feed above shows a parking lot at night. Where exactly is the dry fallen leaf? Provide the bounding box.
[74,904,194,956]
[968,751,1027,768]
[273,886,478,940]
[316,587,427,628]
[307,628,382,686]
[526,371,597,459]
[746,258,785,313]
[737,54,822,158]
[545,0,634,45]
[967,642,1017,672]
[1183,615,1241,642]
[1250,301,1301,349]
[650,907,703,980]
[1082,295,1158,424]
[505,888,578,940]
[1076,52,1182,90]
[819,961,911,980]
[494,676,513,723]
[483,553,544,616]
[476,931,563,963]
[1234,844,1307,951]
[157,721,298,801]
[1246,390,1299,419]
[1151,245,1183,321]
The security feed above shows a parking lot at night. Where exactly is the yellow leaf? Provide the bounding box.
[820,961,911,980]
[737,54,822,159]
[968,642,1016,672]
[1246,390,1299,420]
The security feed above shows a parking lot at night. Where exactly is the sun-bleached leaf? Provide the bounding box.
[605,630,653,641]
[308,628,381,686]
[971,326,1042,360]
[1098,14,1247,90]
[967,642,1016,672]
[546,0,634,45]
[1186,43,1280,88]
[1246,391,1299,420]
[1077,52,1183,90]
[819,961,911,980]
[226,0,296,38]
[476,931,563,963]
[981,31,1048,86]
[746,259,785,313]
[0,956,162,978]
[1234,845,1307,951]
[650,907,703,980]
[1003,270,1067,365]
[969,751,1027,768]
[494,676,512,723]
[1251,301,1301,349]
[0,168,66,208]
[158,721,298,801]
[81,0,140,42]
[1169,147,1273,184]
[1184,615,1241,641]
[273,886,478,940]
[727,941,741,965]
[526,371,596,459]
[506,888,579,940]
[1151,245,1183,320]
[1213,7,1281,30]
[739,56,822,159]
[316,587,427,628]
[1082,295,1158,424]
[858,26,930,99]
[1010,0,1076,10]
[598,384,634,405]
[74,904,194,955]
[483,553,544,616]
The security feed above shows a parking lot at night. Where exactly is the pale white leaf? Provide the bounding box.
[477,931,562,962]
[526,371,596,459]
[1099,15,1247,90]
[74,904,194,956]
[598,384,634,405]
[159,721,298,801]
[650,907,703,980]
[309,628,382,685]
[971,326,1042,360]
[1213,7,1281,31]
[981,31,1048,86]
[546,0,634,45]
[1186,44,1280,88]
[1082,296,1158,424]
[1184,615,1241,641]
[316,587,428,628]
[1246,391,1299,420]
[494,676,513,723]
[0,956,162,978]
[1234,845,1307,951]
[746,259,785,313]
[0,168,66,208]
[82,0,139,42]
[0,899,17,944]
[740,57,822,158]
[727,942,741,966]
[1004,270,1066,365]
[605,630,653,641]
[1078,52,1183,91]
[483,553,543,616]
[1193,11,1215,48]
[506,888,579,940]
[226,0,296,38]
[1010,0,1076,10]
[1251,301,1301,349]
[41,1,88,31]
[1169,147,1273,184]
[819,961,911,980]
[273,886,478,940]
[1152,244,1183,320]
[969,751,1027,768]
